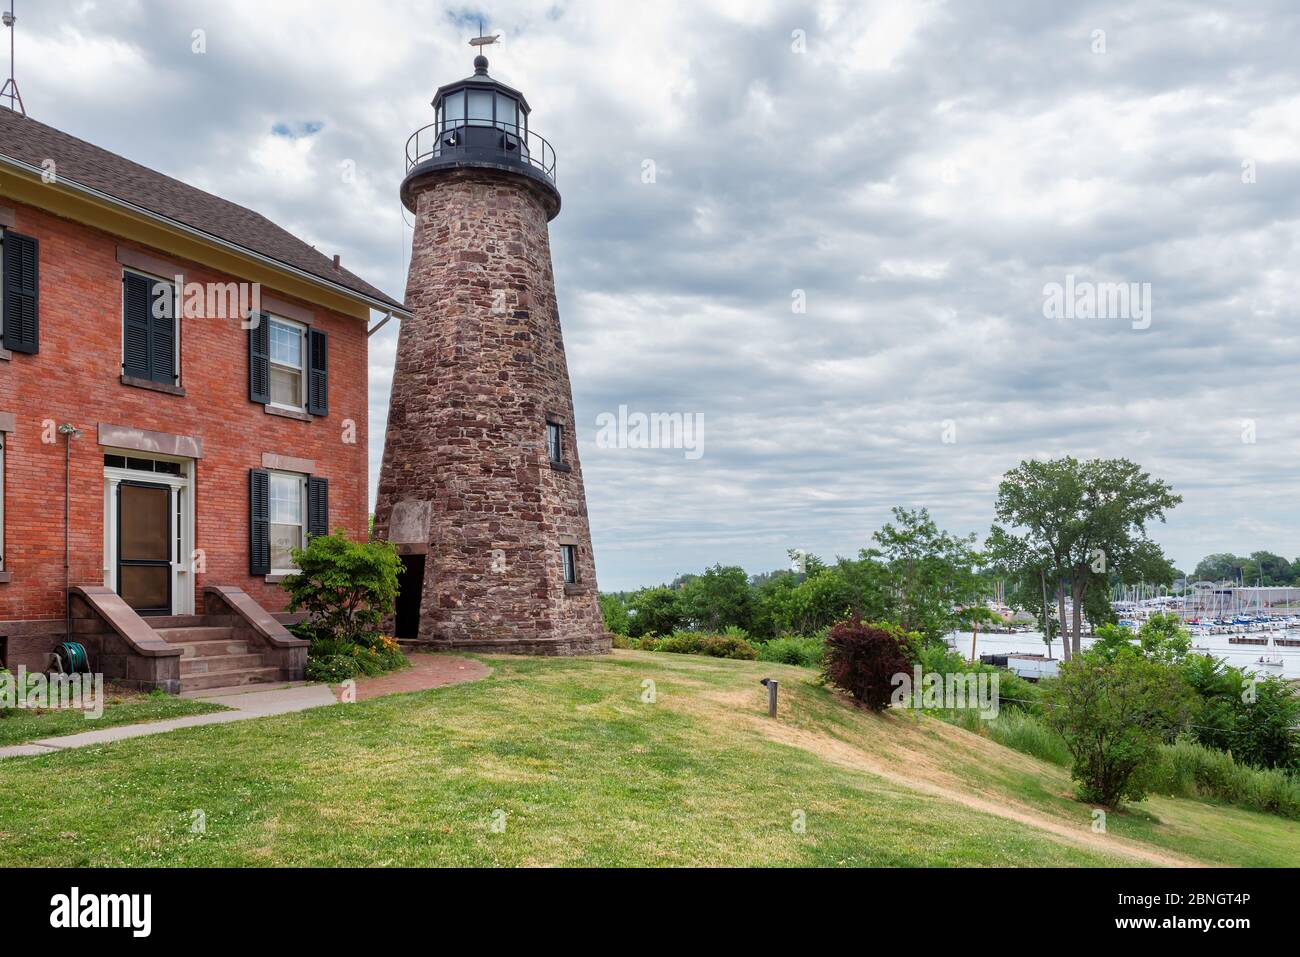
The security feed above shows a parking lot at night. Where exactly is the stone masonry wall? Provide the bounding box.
[373,168,608,654]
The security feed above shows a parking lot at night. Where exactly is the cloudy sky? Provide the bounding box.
[16,0,1300,589]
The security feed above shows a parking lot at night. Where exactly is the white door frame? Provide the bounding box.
[103,449,196,616]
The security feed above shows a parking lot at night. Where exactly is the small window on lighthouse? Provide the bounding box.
[561,544,577,584]
[546,422,563,464]
[468,90,493,126]
[495,93,517,131]
[443,90,465,126]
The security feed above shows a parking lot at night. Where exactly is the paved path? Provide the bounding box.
[0,654,489,760]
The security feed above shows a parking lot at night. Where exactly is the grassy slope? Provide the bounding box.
[0,691,227,747]
[0,651,1294,867]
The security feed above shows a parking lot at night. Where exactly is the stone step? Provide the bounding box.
[153,625,235,644]
[145,614,206,629]
[179,666,282,692]
[173,639,252,660]
[180,653,266,676]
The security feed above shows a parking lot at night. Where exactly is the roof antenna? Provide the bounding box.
[0,0,23,116]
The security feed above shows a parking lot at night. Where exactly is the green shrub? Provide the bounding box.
[946,705,1300,820]
[1150,736,1300,818]
[757,636,825,668]
[611,634,632,649]
[642,630,760,660]
[1041,652,1194,807]
[635,635,660,652]
[306,654,360,683]
[283,532,401,646]
[655,631,706,655]
[701,634,758,660]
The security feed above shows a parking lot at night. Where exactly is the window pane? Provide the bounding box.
[547,423,562,462]
[468,90,492,126]
[495,93,516,130]
[270,524,301,571]
[269,474,301,524]
[120,565,170,611]
[443,90,464,123]
[271,366,302,407]
[119,484,171,561]
[270,321,302,367]
[562,545,576,584]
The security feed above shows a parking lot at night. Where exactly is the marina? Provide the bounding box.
[947,623,1300,680]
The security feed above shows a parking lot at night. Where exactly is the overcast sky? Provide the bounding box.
[17,0,1300,589]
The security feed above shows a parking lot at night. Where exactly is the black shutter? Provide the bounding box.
[122,272,152,378]
[148,281,176,383]
[2,231,39,354]
[248,313,270,404]
[249,469,270,575]
[307,476,328,538]
[307,328,328,416]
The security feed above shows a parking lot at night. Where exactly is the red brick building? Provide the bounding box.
[0,108,407,692]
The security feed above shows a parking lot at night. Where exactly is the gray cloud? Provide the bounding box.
[20,0,1300,588]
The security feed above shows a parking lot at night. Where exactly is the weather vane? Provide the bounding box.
[469,18,500,50]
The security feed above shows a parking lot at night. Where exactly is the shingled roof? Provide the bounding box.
[0,107,404,312]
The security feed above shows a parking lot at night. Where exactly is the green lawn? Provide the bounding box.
[0,689,227,747]
[0,651,1294,867]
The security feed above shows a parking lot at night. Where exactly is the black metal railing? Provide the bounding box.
[405,119,557,184]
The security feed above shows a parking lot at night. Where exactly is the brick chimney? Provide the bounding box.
[373,51,609,655]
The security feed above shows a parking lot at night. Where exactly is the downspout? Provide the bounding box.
[59,423,81,642]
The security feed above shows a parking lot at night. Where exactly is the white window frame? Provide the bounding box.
[121,267,182,386]
[267,315,307,412]
[268,469,308,575]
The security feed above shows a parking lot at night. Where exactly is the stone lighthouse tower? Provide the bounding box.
[374,42,610,655]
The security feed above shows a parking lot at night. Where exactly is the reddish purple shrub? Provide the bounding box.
[822,618,916,711]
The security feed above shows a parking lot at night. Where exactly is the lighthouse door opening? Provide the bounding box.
[395,554,426,640]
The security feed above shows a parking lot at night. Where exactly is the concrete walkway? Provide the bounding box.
[0,654,489,760]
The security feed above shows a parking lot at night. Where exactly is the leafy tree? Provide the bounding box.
[1042,652,1194,807]
[1136,612,1191,663]
[1232,677,1300,770]
[871,506,982,645]
[1088,622,1137,662]
[283,532,401,645]
[627,586,685,638]
[680,564,755,633]
[1192,553,1247,583]
[600,593,631,636]
[750,553,890,639]
[1248,551,1293,585]
[990,457,1181,660]
[1181,654,1300,770]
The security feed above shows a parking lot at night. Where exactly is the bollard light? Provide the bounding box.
[760,678,778,717]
